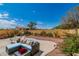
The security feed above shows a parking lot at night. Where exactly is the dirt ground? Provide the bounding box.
[27,36,65,56]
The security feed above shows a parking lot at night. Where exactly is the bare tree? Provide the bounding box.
[27,21,37,30]
[62,6,79,38]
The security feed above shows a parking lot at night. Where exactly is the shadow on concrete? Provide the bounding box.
[34,50,43,56]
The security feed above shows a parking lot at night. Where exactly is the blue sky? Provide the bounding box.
[0,3,79,29]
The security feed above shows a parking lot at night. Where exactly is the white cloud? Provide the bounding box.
[0,3,3,6]
[0,19,17,29]
[36,24,52,29]
[10,20,16,23]
[0,14,3,18]
[0,13,9,18]
[18,24,25,27]
[0,12,18,29]
[36,21,45,29]
[0,12,25,29]
[36,21,53,29]
[3,13,9,17]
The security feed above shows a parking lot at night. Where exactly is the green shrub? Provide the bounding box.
[62,37,79,56]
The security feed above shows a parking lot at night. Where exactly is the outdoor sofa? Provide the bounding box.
[6,39,40,56]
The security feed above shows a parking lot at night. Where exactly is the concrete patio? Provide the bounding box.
[0,37,57,56]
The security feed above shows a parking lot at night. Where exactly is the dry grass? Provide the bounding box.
[0,29,18,39]
[28,29,77,34]
[0,29,78,39]
[28,29,77,38]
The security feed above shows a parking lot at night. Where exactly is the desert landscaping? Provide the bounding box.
[0,29,77,56]
[0,3,79,56]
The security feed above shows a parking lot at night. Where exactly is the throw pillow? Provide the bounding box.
[18,48,27,54]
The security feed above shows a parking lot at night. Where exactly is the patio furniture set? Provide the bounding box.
[6,36,40,56]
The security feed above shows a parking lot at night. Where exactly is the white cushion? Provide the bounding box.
[7,43,21,49]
